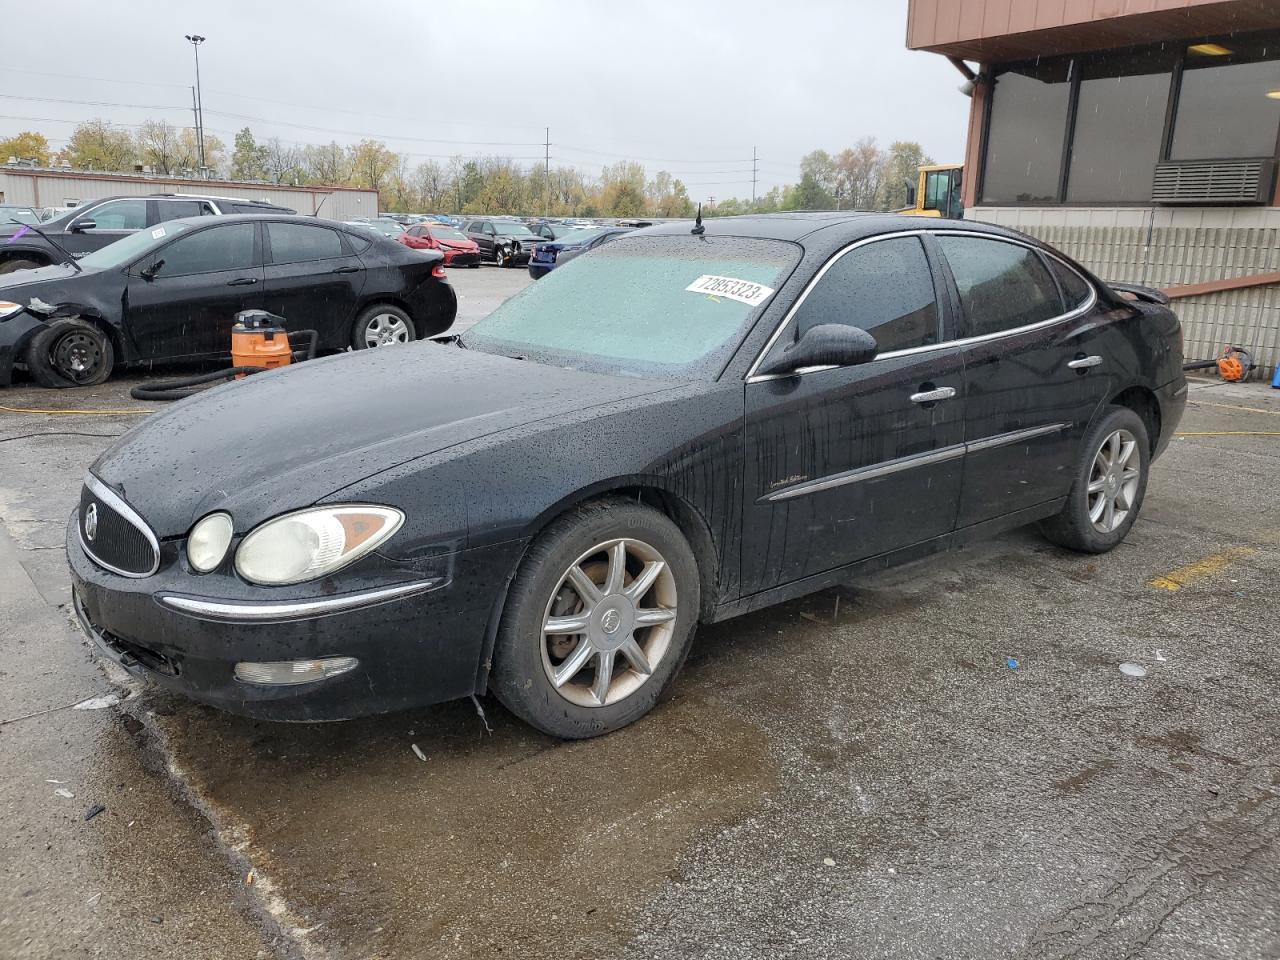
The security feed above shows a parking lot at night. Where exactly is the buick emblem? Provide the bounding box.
[601,609,622,634]
[84,503,98,541]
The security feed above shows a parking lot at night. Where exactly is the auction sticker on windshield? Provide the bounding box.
[685,274,775,307]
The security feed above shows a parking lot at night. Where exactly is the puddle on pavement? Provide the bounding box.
[151,687,775,959]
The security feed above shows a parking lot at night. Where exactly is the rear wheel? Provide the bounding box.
[491,500,700,739]
[24,318,114,388]
[1039,406,1150,553]
[351,304,415,349]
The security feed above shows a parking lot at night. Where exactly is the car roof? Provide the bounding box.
[640,212,1029,245]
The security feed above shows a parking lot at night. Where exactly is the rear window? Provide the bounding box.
[267,222,346,263]
[464,234,800,379]
[1047,256,1093,312]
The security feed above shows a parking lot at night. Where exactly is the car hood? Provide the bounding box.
[438,239,478,250]
[0,263,104,307]
[92,343,678,537]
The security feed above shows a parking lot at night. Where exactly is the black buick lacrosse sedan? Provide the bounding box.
[68,213,1186,738]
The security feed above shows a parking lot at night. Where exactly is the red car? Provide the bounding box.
[399,222,482,267]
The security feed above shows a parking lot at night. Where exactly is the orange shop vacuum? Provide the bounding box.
[130,310,318,401]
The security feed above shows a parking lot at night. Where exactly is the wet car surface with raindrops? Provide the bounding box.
[6,230,1280,960]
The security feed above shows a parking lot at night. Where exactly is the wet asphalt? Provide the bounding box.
[2,265,1279,959]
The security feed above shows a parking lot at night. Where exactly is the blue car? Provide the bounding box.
[528,227,633,279]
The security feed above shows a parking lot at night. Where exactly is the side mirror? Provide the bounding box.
[70,218,97,233]
[757,323,878,377]
[139,258,165,281]
[903,180,916,207]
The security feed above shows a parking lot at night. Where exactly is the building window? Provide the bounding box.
[1170,36,1280,160]
[980,60,1072,204]
[1067,47,1176,203]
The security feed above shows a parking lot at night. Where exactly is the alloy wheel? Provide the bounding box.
[363,313,410,348]
[51,330,104,384]
[540,537,678,708]
[1087,428,1141,533]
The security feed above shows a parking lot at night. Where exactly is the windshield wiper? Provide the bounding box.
[7,219,82,272]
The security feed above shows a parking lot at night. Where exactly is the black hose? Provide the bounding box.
[129,367,266,401]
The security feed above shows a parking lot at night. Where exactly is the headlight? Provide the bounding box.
[187,512,234,573]
[234,506,403,586]
[0,301,24,319]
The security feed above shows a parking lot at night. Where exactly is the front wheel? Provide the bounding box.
[1039,406,1150,553]
[491,500,700,739]
[24,318,114,388]
[351,305,415,349]
[0,258,43,275]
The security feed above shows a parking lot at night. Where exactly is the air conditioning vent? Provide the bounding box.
[1152,159,1276,205]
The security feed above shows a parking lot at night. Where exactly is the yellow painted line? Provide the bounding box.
[1186,399,1280,417]
[1175,431,1280,437]
[1149,547,1256,591]
[0,403,150,416]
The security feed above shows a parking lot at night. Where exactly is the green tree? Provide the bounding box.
[876,141,934,211]
[349,139,398,196]
[0,131,51,165]
[302,141,352,185]
[137,120,183,174]
[231,127,268,180]
[66,120,136,172]
[793,171,834,210]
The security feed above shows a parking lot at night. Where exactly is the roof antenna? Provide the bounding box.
[691,202,704,235]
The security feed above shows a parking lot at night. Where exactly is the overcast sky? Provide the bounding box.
[1,0,969,199]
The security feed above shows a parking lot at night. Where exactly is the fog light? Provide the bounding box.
[233,657,359,685]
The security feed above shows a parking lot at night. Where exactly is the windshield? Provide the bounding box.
[77,221,194,270]
[429,226,469,241]
[370,221,405,237]
[2,208,40,225]
[494,221,535,237]
[464,235,800,379]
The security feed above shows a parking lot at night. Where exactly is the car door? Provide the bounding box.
[62,198,148,254]
[934,233,1114,527]
[124,221,264,359]
[262,221,365,344]
[740,234,967,595]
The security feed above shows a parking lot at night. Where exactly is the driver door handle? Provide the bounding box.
[910,386,957,404]
[1068,355,1103,369]
[334,265,360,274]
[226,277,258,286]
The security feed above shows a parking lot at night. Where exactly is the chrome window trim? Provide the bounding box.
[157,578,445,622]
[745,230,1098,384]
[80,474,161,578]
[760,422,1072,503]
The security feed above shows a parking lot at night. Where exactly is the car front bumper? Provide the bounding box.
[67,519,519,721]
[441,249,481,266]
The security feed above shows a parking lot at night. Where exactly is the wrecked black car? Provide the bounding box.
[1,214,457,387]
[68,214,1186,738]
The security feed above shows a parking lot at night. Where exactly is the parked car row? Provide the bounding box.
[0,215,457,388]
[527,226,635,279]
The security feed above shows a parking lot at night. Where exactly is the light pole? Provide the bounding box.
[184,34,207,175]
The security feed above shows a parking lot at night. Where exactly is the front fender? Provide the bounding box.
[0,311,46,386]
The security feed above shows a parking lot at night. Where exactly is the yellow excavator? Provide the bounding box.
[898,163,964,219]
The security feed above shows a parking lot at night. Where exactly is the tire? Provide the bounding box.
[491,499,700,739]
[1039,405,1150,554]
[351,304,416,350]
[0,258,43,275]
[24,318,114,388]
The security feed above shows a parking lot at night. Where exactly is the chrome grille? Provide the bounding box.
[79,477,159,577]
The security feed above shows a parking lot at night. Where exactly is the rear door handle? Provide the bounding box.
[910,386,957,404]
[334,265,360,274]
[1068,355,1103,369]
[226,277,258,286]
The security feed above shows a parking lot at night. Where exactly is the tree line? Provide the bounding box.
[1,122,934,218]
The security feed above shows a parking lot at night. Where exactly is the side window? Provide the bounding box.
[154,223,257,277]
[1046,256,1093,312]
[790,236,940,354]
[156,199,211,221]
[936,236,1063,337]
[81,199,146,230]
[266,222,346,264]
[345,230,372,253]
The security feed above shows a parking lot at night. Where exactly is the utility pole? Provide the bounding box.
[544,127,550,218]
[751,146,758,210]
[184,34,207,176]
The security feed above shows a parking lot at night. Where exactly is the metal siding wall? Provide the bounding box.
[972,205,1280,377]
[0,171,377,220]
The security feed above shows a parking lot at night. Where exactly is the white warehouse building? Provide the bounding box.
[0,165,378,221]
